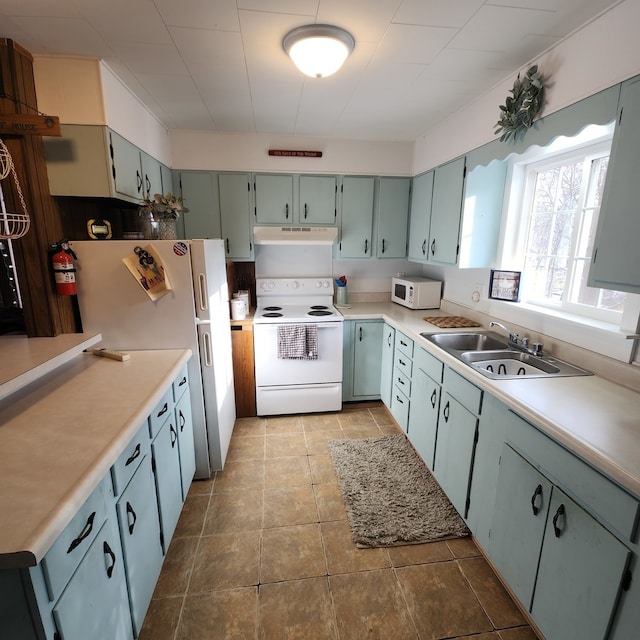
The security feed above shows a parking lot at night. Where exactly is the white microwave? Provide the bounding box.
[391,276,442,310]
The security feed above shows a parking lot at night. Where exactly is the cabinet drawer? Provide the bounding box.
[391,387,410,432]
[443,366,482,414]
[393,369,411,398]
[172,365,189,402]
[41,476,110,602]
[394,350,413,379]
[396,331,414,358]
[414,346,444,383]
[111,422,151,497]
[507,411,640,542]
[148,387,175,439]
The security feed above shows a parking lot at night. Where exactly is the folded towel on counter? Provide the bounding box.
[277,324,318,360]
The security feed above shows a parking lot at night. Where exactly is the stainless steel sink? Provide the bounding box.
[421,331,509,351]
[421,331,592,379]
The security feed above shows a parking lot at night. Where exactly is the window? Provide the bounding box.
[516,138,626,324]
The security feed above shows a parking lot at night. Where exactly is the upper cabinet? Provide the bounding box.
[338,176,375,258]
[299,175,337,225]
[43,124,172,205]
[374,177,410,258]
[219,173,254,260]
[407,171,434,262]
[254,174,293,224]
[588,75,640,294]
[178,171,221,239]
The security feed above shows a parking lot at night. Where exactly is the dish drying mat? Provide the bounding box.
[423,316,481,328]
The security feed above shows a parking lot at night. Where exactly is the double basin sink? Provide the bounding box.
[421,331,592,380]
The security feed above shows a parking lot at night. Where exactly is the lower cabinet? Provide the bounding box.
[175,391,196,500]
[379,323,395,407]
[342,320,383,401]
[389,331,414,432]
[490,444,631,640]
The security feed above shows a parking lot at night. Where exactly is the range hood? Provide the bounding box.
[253,226,338,245]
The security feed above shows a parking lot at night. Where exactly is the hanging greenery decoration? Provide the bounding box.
[494,64,546,142]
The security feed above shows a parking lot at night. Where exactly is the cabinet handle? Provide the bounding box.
[125,443,141,467]
[178,376,187,388]
[179,409,186,432]
[400,340,408,347]
[226,238,230,254]
[103,541,116,579]
[126,502,137,535]
[531,484,543,515]
[304,203,308,219]
[359,327,363,341]
[157,402,169,418]
[136,170,143,194]
[430,238,436,256]
[285,203,289,219]
[397,376,404,385]
[67,512,96,554]
[387,333,392,347]
[552,504,565,537]
[396,395,404,404]
[364,239,368,254]
[422,239,426,255]
[145,174,151,195]
[443,401,450,422]
[430,389,437,408]
[399,358,406,366]
[381,238,386,254]
[170,423,178,448]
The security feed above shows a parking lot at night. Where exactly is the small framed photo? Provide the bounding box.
[489,270,521,302]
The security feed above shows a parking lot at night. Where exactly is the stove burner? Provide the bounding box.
[262,312,283,318]
[308,309,333,316]
[310,305,329,310]
[264,306,282,311]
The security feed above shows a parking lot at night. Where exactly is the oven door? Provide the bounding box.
[253,321,343,386]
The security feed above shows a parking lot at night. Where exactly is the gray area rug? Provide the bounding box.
[328,434,469,548]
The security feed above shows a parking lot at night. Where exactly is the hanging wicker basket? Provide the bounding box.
[0,138,31,240]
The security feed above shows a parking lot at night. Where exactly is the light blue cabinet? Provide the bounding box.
[175,391,196,500]
[588,75,640,294]
[389,332,414,433]
[254,174,293,224]
[380,323,395,407]
[374,177,410,258]
[140,151,163,201]
[407,171,434,262]
[342,320,383,401]
[338,176,375,258]
[299,175,337,224]
[179,171,221,239]
[219,172,254,260]
[110,131,145,201]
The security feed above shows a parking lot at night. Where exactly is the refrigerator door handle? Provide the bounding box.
[202,330,212,367]
[197,274,208,313]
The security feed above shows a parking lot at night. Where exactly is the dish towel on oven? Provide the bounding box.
[277,324,318,360]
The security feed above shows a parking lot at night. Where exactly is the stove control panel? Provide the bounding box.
[257,278,333,295]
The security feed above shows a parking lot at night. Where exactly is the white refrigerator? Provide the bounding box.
[72,238,236,478]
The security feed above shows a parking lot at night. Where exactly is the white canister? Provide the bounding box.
[233,290,250,313]
[230,298,247,321]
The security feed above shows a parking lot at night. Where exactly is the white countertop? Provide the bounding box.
[340,302,640,499]
[0,347,191,569]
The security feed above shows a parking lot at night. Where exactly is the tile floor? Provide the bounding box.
[139,402,538,640]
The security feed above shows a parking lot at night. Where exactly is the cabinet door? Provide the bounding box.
[140,151,163,201]
[115,456,163,636]
[407,367,440,470]
[255,174,293,223]
[219,173,253,259]
[339,177,375,258]
[151,416,183,553]
[375,177,410,258]
[588,76,640,294]
[180,172,221,239]
[379,323,395,407]
[160,164,174,194]
[352,321,383,397]
[53,519,132,640]
[408,171,434,262]
[176,392,196,500]
[433,392,477,516]
[429,157,465,265]
[532,488,630,640]
[299,175,337,224]
[488,445,551,610]
[110,131,143,200]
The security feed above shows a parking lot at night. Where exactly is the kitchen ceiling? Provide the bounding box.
[0,0,621,141]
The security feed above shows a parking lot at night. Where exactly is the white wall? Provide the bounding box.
[413,0,640,174]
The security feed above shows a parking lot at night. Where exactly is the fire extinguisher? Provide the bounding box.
[51,239,77,296]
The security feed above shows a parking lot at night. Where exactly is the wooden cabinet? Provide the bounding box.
[588,75,640,294]
[179,171,221,239]
[406,347,443,470]
[490,444,631,640]
[407,171,434,262]
[219,173,254,260]
[342,320,383,401]
[374,177,410,258]
[379,323,395,408]
[338,176,375,258]
[231,323,256,417]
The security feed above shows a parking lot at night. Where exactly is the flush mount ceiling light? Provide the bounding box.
[283,24,355,78]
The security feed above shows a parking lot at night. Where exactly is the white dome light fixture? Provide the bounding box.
[283,24,355,79]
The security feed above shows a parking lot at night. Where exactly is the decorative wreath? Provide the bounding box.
[494,64,546,142]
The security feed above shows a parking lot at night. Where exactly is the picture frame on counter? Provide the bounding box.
[489,269,521,302]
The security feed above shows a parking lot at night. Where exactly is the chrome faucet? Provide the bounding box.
[489,321,544,357]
